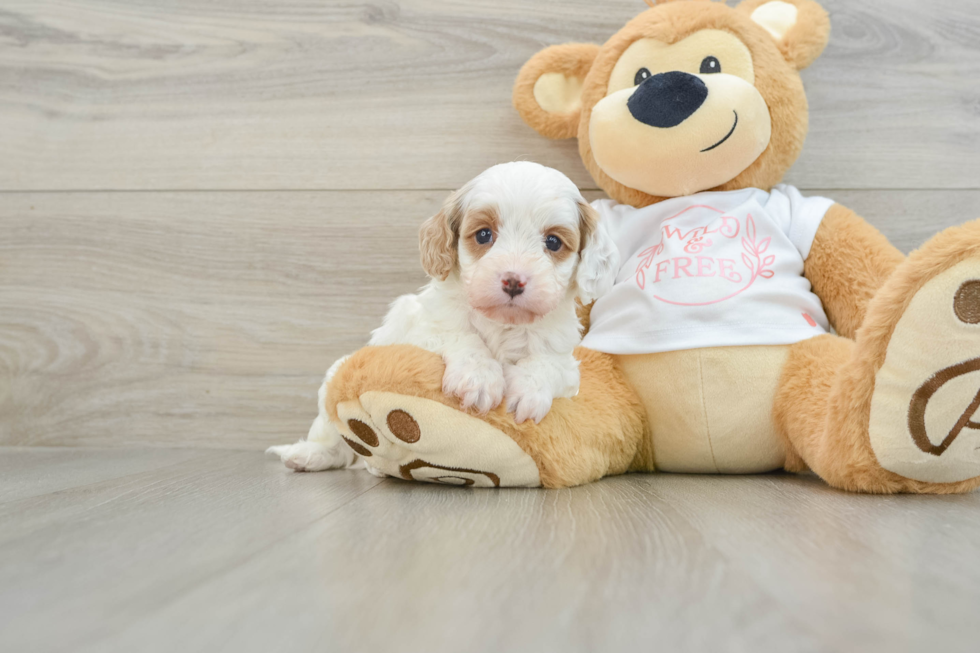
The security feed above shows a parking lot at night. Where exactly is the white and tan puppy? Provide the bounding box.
[268,162,619,473]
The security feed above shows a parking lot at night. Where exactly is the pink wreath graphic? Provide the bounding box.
[740,214,776,281]
[635,214,775,306]
[635,243,664,290]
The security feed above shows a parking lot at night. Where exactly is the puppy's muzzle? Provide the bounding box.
[628,71,708,129]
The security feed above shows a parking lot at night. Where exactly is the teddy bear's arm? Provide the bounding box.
[803,203,905,339]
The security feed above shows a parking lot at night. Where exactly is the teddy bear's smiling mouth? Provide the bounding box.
[701,110,739,153]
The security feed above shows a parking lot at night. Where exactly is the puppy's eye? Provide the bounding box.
[475,228,494,245]
[634,67,652,86]
[700,56,721,74]
[545,235,563,252]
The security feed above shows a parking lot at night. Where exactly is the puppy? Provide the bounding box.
[268,161,619,473]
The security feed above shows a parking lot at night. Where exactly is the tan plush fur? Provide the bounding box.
[804,204,906,339]
[736,0,831,70]
[513,44,600,140]
[618,346,792,474]
[772,334,850,475]
[328,345,647,488]
[774,218,980,494]
[575,299,594,336]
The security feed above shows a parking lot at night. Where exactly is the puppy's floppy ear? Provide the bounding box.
[575,202,619,304]
[419,188,466,281]
[738,0,830,70]
[513,43,600,140]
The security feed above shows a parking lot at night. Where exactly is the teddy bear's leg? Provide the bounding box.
[775,219,980,494]
[324,344,646,488]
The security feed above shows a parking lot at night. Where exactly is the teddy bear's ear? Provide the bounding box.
[738,0,831,70]
[513,43,600,140]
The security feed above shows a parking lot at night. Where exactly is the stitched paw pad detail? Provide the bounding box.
[334,392,540,488]
[871,260,980,483]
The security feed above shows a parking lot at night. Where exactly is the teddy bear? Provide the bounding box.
[318,0,980,492]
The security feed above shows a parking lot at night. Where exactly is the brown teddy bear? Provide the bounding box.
[321,0,980,492]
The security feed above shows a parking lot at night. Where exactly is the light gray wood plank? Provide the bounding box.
[646,474,980,653]
[792,0,980,190]
[3,190,978,450]
[0,190,434,449]
[2,450,978,653]
[0,0,976,192]
[0,446,206,503]
[92,486,806,652]
[0,448,384,652]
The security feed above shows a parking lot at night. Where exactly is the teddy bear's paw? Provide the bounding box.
[870,258,980,484]
[333,392,541,488]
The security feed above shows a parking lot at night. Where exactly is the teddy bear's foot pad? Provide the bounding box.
[334,392,541,488]
[871,259,980,483]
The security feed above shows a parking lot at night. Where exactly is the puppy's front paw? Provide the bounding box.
[504,366,554,424]
[442,356,505,414]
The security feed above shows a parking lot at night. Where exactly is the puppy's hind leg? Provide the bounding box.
[267,357,366,473]
[267,415,361,472]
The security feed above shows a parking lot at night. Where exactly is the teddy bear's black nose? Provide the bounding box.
[628,71,708,129]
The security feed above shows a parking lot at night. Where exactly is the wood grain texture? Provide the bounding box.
[1,448,979,653]
[0,446,205,502]
[0,0,977,191]
[2,190,978,449]
[0,191,432,448]
[0,449,384,653]
[648,474,980,652]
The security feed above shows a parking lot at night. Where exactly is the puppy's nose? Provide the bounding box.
[501,274,526,298]
[628,71,708,129]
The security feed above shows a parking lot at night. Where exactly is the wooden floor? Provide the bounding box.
[2,0,980,649]
[1,447,979,653]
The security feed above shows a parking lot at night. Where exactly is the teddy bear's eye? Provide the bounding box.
[700,56,721,74]
[634,67,652,86]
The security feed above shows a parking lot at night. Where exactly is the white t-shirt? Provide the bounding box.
[582,185,834,355]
